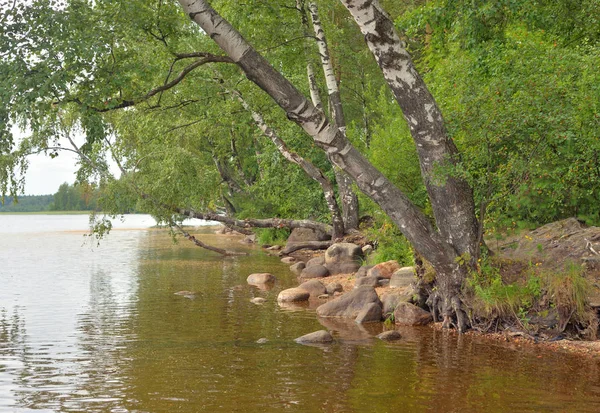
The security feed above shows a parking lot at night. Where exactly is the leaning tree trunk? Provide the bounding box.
[234,90,345,239]
[306,2,359,231]
[177,0,476,331]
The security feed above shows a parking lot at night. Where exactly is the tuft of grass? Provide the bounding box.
[255,228,290,246]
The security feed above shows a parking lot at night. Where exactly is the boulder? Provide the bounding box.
[298,279,327,298]
[355,265,374,278]
[378,279,390,287]
[355,302,383,324]
[300,264,330,279]
[393,302,433,326]
[390,267,415,288]
[294,330,334,344]
[290,262,306,276]
[277,288,310,303]
[281,257,297,264]
[247,273,276,285]
[306,255,326,268]
[377,330,402,341]
[354,275,379,288]
[367,260,401,279]
[285,228,331,252]
[316,286,382,318]
[326,282,343,295]
[324,243,364,275]
[381,291,411,316]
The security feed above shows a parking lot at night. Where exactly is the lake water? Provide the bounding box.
[1,214,600,412]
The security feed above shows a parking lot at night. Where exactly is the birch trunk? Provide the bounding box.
[307,2,359,231]
[235,91,345,239]
[339,0,479,262]
[177,0,474,331]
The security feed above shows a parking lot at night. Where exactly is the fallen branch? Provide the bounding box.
[171,222,248,256]
[280,240,333,255]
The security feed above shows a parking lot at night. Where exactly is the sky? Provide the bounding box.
[14,127,119,196]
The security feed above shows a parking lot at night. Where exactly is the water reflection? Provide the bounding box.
[1,217,600,412]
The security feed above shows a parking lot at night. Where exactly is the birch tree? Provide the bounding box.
[177,0,480,331]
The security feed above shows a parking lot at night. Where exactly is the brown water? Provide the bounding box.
[1,215,600,413]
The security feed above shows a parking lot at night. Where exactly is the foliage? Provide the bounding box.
[364,215,414,266]
[50,182,99,211]
[254,228,291,246]
[0,194,53,212]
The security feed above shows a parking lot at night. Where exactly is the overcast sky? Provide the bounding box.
[15,127,119,196]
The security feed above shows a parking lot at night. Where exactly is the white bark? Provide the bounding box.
[339,0,479,260]
[234,90,344,239]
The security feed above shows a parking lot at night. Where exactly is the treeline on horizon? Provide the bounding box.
[0,182,98,212]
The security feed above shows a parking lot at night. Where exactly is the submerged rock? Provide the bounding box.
[377,330,402,341]
[294,330,334,344]
[281,257,297,264]
[247,273,276,285]
[316,286,382,318]
[277,288,310,303]
[394,302,433,326]
[250,297,267,304]
[256,338,269,344]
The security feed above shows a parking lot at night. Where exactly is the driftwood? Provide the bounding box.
[172,222,248,256]
[280,240,333,255]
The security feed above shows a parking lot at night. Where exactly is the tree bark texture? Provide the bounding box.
[307,2,360,231]
[339,0,479,262]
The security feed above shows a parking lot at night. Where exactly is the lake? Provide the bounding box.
[1,214,600,412]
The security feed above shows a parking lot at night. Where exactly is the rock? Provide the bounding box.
[378,279,390,287]
[377,330,402,341]
[240,234,257,244]
[294,330,334,344]
[287,227,331,244]
[390,267,415,288]
[277,288,310,303]
[381,291,411,316]
[250,297,266,304]
[316,286,382,318]
[362,244,374,255]
[266,245,282,251]
[298,279,327,298]
[394,302,433,326]
[290,262,306,276]
[367,260,401,279]
[306,255,326,268]
[300,264,330,279]
[355,302,383,324]
[325,282,343,295]
[324,243,364,275]
[281,257,297,264]
[318,294,329,299]
[256,338,269,344]
[355,265,374,278]
[354,275,379,288]
[247,273,276,285]
[174,290,197,299]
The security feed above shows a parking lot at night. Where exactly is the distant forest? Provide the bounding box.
[0,183,98,212]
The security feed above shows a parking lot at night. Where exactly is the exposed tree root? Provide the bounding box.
[171,222,248,257]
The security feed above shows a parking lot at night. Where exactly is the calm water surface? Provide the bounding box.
[1,214,600,412]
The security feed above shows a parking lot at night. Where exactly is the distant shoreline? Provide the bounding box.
[0,211,97,215]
